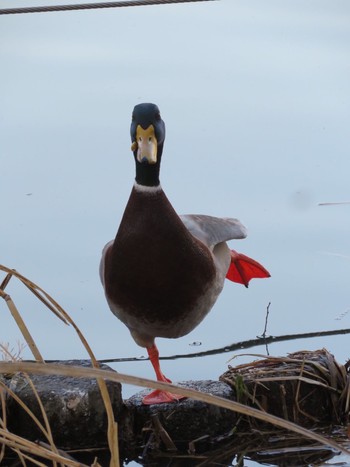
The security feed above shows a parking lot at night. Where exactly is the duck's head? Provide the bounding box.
[130,103,166,187]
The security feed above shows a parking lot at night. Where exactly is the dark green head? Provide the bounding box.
[130,103,166,187]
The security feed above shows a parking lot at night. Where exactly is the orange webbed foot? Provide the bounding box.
[226,250,270,287]
[142,389,186,405]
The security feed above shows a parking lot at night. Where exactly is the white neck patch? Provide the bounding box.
[134,181,162,194]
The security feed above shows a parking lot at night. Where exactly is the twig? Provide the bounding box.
[151,414,177,452]
[260,302,271,339]
[36,441,86,464]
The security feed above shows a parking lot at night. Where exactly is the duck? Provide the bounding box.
[100,103,270,405]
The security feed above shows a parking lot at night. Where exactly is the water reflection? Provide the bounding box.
[52,428,347,467]
[127,429,347,466]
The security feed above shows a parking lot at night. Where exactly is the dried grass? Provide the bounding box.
[1,264,350,466]
[220,350,350,426]
[0,265,116,467]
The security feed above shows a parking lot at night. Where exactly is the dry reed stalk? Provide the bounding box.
[61,322,119,467]
[0,266,68,323]
[0,265,119,467]
[0,386,6,463]
[0,341,26,361]
[38,441,100,465]
[0,429,88,466]
[0,340,61,465]
[0,279,44,362]
[0,379,54,440]
[23,373,61,465]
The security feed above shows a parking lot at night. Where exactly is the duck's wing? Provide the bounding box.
[181,214,270,287]
[180,214,247,248]
[99,240,114,288]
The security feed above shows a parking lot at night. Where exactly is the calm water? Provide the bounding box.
[1,0,350,465]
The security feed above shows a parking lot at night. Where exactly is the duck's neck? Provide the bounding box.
[134,143,163,188]
[133,181,162,194]
[135,163,160,187]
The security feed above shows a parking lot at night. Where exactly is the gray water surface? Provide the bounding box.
[1,1,350,464]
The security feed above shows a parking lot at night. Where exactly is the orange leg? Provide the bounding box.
[142,343,186,405]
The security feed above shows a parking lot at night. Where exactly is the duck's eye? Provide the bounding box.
[148,137,152,142]
[155,112,161,120]
[138,136,142,142]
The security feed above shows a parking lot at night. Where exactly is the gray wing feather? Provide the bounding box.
[180,214,247,248]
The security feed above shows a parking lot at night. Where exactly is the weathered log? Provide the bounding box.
[124,380,237,457]
[4,360,123,450]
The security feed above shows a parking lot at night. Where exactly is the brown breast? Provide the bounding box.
[103,188,216,328]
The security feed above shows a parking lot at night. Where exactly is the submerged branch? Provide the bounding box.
[98,327,350,364]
